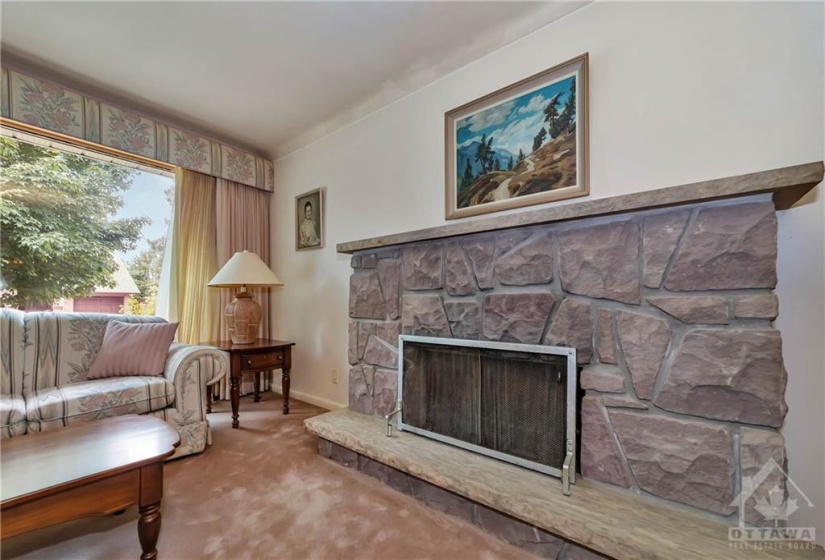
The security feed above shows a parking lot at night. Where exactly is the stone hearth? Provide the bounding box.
[333,162,823,557]
[318,438,600,559]
[305,409,822,560]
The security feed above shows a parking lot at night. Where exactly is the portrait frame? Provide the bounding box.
[445,53,589,220]
[295,187,324,251]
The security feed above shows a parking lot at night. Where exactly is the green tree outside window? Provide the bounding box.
[0,137,147,309]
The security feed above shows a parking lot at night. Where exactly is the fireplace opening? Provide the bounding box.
[396,335,579,494]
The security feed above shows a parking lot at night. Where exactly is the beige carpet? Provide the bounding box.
[2,393,534,560]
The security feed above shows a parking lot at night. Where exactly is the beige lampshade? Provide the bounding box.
[208,250,283,288]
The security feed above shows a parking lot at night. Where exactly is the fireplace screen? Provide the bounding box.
[396,335,577,493]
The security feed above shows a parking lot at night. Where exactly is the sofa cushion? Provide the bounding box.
[22,312,167,392]
[0,395,27,438]
[88,321,179,379]
[25,377,175,433]
[1,309,27,396]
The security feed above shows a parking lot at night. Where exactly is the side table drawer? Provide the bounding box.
[241,351,283,370]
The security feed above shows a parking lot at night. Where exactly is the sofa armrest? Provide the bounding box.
[164,344,228,418]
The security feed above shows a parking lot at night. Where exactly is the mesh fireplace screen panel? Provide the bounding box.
[402,344,482,446]
[402,341,569,471]
[480,353,568,468]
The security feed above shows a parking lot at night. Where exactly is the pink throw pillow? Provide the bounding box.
[87,321,179,379]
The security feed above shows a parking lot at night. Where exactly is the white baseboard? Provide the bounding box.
[269,384,345,411]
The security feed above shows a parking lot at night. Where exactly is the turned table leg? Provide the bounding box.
[138,503,162,560]
[138,461,165,560]
[282,368,290,415]
[230,373,240,429]
[254,371,262,403]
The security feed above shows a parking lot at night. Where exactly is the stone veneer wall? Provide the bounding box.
[347,195,787,524]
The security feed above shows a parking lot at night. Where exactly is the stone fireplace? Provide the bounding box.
[307,162,824,559]
[348,196,787,519]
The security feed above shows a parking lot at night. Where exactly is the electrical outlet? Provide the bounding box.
[331,368,339,384]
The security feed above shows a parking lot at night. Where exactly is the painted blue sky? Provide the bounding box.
[456,75,574,158]
[114,170,174,263]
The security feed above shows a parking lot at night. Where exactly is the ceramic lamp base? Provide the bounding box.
[225,291,261,344]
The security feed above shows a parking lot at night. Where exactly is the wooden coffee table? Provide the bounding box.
[0,415,180,560]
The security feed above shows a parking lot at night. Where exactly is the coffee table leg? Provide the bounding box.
[254,371,261,403]
[138,503,162,560]
[282,368,290,415]
[230,373,240,429]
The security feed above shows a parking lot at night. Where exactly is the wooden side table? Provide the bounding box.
[203,339,296,429]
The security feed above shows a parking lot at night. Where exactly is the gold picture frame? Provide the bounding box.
[445,53,589,220]
[295,187,324,251]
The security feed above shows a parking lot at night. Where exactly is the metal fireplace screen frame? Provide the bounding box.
[395,335,577,494]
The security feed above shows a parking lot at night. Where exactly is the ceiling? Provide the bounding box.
[1,2,586,159]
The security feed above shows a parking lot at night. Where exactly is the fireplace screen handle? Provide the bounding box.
[385,403,402,437]
[562,439,573,496]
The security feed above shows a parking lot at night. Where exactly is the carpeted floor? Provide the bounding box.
[2,393,534,560]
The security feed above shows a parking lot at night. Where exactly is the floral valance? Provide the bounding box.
[0,67,274,192]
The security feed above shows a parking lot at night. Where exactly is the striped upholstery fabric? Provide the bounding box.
[1,309,27,396]
[0,311,228,458]
[1,395,27,438]
[26,376,175,433]
[22,312,165,392]
[153,343,226,456]
[1,309,28,437]
[87,321,178,379]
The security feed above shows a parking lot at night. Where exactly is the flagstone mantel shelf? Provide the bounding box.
[305,409,823,560]
[336,161,823,254]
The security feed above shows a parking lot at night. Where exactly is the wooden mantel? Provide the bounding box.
[337,161,823,254]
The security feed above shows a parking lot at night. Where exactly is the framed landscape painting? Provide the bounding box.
[295,188,323,251]
[445,53,589,220]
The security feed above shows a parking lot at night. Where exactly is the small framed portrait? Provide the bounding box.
[295,188,324,251]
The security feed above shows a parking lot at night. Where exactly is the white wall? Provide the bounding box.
[270,2,824,540]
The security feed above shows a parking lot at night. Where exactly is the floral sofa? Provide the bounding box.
[0,310,227,459]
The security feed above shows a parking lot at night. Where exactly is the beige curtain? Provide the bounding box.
[173,168,221,345]
[213,177,272,399]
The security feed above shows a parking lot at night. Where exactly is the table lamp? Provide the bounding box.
[208,250,283,344]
